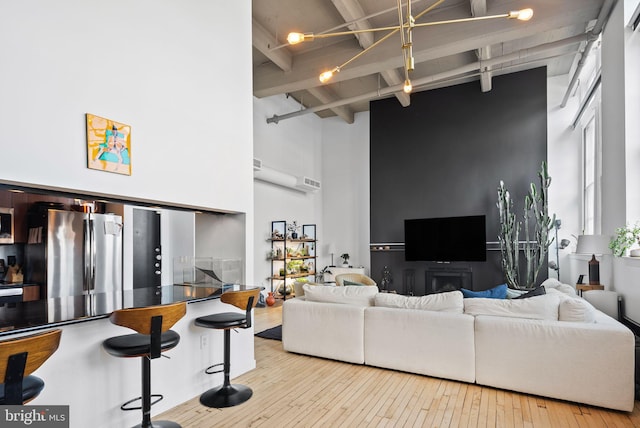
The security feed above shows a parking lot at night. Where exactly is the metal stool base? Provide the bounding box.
[133,421,181,428]
[199,384,253,408]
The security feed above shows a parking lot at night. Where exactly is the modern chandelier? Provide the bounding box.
[286,0,533,94]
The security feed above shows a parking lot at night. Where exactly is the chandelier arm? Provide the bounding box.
[413,13,510,28]
[313,26,401,39]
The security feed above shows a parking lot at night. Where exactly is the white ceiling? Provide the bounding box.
[252,0,612,123]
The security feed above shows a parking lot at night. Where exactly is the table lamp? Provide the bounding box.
[327,243,337,267]
[575,235,612,285]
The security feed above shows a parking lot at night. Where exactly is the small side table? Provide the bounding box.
[576,283,604,296]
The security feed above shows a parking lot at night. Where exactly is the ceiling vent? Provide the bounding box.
[253,158,262,171]
[296,176,321,192]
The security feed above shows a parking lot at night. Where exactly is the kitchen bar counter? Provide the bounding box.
[0,284,233,337]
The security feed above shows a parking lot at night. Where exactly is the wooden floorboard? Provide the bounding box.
[156,303,640,427]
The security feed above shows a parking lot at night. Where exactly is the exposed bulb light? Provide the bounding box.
[403,79,412,94]
[287,32,313,45]
[509,8,533,21]
[319,68,338,83]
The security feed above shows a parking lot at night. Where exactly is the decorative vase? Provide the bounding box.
[291,232,298,239]
[266,292,275,306]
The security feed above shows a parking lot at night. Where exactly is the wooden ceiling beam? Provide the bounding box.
[471,0,493,92]
[306,87,355,124]
[252,18,292,72]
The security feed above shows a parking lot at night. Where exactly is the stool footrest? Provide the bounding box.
[121,394,163,411]
[205,363,223,375]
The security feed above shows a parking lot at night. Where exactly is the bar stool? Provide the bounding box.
[195,287,260,408]
[103,302,186,428]
[0,329,62,404]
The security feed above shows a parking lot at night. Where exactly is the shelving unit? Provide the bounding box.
[269,221,316,300]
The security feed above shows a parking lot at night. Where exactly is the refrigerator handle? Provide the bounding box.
[83,218,91,292]
[89,218,96,291]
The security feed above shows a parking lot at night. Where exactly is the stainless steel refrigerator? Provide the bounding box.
[25,209,123,299]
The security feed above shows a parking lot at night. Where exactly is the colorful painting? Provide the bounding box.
[86,113,132,175]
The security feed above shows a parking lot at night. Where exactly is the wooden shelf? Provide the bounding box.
[272,272,316,280]
[270,221,316,302]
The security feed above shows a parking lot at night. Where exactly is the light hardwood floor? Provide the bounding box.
[157,302,640,427]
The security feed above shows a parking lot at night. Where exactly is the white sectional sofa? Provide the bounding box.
[282,283,636,412]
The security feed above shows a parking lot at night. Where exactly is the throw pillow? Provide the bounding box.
[556,293,597,323]
[303,283,379,306]
[374,290,463,313]
[461,283,507,299]
[343,279,365,286]
[541,278,578,296]
[513,285,546,299]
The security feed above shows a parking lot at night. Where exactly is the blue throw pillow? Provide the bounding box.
[461,283,507,299]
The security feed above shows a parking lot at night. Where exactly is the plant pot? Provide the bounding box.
[266,292,275,306]
[291,232,298,239]
[630,249,640,257]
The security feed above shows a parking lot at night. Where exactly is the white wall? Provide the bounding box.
[252,95,372,291]
[600,0,628,235]
[321,112,371,273]
[253,95,324,291]
[608,0,640,324]
[624,0,640,222]
[0,1,254,427]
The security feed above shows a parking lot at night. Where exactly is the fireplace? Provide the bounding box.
[425,267,472,293]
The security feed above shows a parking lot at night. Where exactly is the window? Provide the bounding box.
[583,116,596,234]
[581,100,602,235]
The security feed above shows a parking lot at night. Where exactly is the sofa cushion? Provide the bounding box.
[545,289,597,323]
[541,278,577,296]
[461,283,507,299]
[303,284,378,306]
[559,296,597,323]
[294,281,320,297]
[374,290,463,313]
[463,293,560,320]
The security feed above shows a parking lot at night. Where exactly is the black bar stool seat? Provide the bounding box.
[103,331,181,358]
[195,312,248,330]
[195,287,260,408]
[0,329,62,405]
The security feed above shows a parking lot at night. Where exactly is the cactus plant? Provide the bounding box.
[497,161,555,290]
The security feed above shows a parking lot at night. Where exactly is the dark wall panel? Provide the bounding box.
[369,67,547,291]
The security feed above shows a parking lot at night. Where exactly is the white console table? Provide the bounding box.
[323,266,366,284]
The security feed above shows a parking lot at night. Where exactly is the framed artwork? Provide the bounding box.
[86,113,132,175]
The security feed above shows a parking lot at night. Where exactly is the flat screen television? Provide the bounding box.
[404,215,487,262]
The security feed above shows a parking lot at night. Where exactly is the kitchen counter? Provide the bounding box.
[0,284,233,337]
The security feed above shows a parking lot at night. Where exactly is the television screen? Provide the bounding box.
[404,215,487,262]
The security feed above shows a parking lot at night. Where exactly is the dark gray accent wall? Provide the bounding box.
[369,67,547,292]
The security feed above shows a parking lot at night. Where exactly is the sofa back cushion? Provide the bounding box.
[303,284,379,306]
[463,293,560,320]
[546,288,597,322]
[374,291,463,313]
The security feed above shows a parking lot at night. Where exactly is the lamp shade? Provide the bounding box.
[575,235,612,255]
[327,243,337,255]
